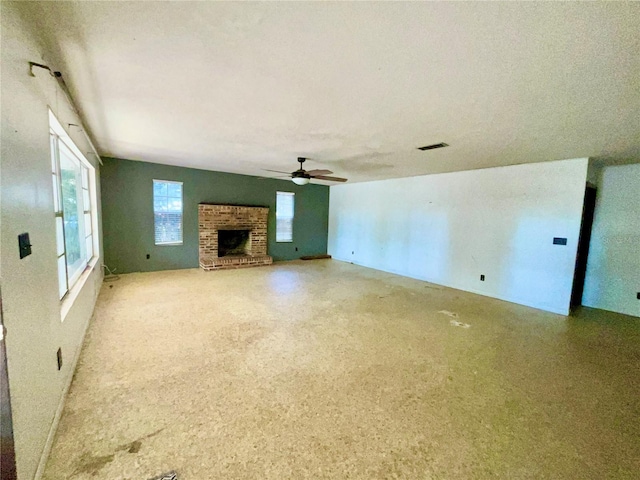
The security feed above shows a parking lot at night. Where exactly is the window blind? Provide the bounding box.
[276,191,295,242]
[154,180,183,245]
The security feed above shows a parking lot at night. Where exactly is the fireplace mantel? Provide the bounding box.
[198,204,273,270]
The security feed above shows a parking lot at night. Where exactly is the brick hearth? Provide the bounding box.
[198,204,273,271]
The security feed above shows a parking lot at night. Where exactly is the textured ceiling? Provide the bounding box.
[20,1,640,183]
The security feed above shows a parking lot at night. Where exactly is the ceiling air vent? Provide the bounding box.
[417,142,448,151]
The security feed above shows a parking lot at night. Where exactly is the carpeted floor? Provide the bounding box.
[43,260,640,479]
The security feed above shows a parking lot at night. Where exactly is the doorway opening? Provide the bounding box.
[570,185,597,310]
[1,290,17,480]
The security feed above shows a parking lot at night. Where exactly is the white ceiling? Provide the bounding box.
[21,1,640,183]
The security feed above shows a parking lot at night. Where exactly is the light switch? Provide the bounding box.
[18,232,32,259]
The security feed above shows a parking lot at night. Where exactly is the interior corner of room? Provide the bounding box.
[1,1,638,479]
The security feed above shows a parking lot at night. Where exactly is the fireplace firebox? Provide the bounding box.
[218,229,250,257]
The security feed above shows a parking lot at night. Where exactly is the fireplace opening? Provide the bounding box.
[218,230,251,257]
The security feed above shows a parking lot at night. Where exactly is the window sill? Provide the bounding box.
[61,256,99,322]
[155,242,183,246]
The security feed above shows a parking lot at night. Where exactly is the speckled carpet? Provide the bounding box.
[43,260,640,479]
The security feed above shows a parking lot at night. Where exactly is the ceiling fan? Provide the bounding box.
[264,157,348,185]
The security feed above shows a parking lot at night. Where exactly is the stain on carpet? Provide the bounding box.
[72,428,165,476]
[117,428,164,454]
[71,452,115,477]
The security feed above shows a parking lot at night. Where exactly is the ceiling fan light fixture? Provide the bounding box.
[292,177,310,186]
[267,156,346,184]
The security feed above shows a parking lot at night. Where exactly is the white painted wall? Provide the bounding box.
[583,164,640,317]
[1,4,103,479]
[329,159,588,315]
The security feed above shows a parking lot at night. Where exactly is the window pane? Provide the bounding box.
[84,213,92,235]
[56,217,65,256]
[167,182,182,197]
[154,198,168,212]
[50,133,57,172]
[58,255,68,299]
[52,175,60,212]
[153,180,167,197]
[66,254,86,287]
[83,188,90,209]
[59,147,87,274]
[60,164,83,264]
[81,165,89,188]
[154,213,183,244]
[276,193,294,217]
[276,218,293,242]
[167,197,182,212]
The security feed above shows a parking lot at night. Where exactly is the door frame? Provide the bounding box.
[570,184,597,310]
[0,287,18,480]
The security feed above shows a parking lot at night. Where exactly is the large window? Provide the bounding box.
[50,111,97,299]
[276,191,295,242]
[153,180,183,245]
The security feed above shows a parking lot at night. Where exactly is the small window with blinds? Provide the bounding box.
[153,180,183,245]
[276,191,295,242]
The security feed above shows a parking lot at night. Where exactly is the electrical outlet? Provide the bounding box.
[56,348,63,370]
[146,254,150,259]
[352,251,354,255]
[480,274,485,281]
[637,292,640,300]
[295,247,298,252]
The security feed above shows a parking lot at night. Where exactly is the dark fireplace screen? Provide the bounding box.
[218,230,250,257]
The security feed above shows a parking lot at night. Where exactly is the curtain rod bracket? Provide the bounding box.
[28,61,60,78]
[28,61,103,166]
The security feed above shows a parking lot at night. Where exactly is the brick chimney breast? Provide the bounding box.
[198,204,273,271]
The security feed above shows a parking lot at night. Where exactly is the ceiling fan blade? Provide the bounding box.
[257,175,291,180]
[306,169,333,176]
[311,175,348,182]
[263,169,292,174]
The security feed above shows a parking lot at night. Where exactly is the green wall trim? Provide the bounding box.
[101,157,329,273]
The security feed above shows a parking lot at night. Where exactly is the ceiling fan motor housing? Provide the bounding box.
[287,156,347,183]
[293,157,310,178]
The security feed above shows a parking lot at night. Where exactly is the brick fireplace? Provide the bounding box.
[198,204,273,270]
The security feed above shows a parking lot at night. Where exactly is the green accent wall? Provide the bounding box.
[101,157,329,273]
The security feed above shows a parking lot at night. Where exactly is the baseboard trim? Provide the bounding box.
[330,257,569,316]
[33,279,101,480]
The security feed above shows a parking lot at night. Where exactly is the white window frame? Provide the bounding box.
[276,191,295,243]
[49,110,99,316]
[153,179,183,246]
